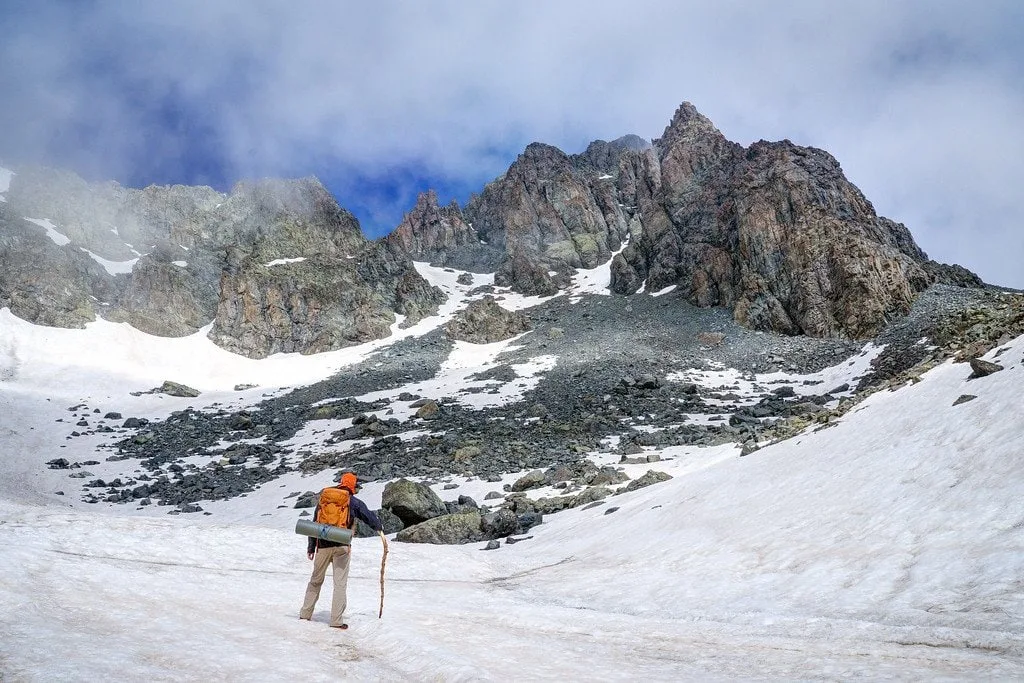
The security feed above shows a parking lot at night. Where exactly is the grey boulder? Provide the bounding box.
[382,478,448,526]
[395,511,484,544]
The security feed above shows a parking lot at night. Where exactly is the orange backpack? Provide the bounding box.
[316,487,352,529]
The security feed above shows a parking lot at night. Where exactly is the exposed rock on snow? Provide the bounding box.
[443,295,531,344]
[394,510,484,544]
[619,469,673,493]
[968,357,1004,378]
[158,380,200,398]
[382,478,448,526]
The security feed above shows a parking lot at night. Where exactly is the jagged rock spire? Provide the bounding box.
[656,101,727,151]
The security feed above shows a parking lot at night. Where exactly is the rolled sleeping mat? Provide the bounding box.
[295,518,353,545]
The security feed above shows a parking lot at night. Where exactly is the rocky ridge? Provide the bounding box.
[3,101,990,354]
[389,103,985,339]
[0,168,444,357]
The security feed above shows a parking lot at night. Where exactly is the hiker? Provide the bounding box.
[299,472,383,629]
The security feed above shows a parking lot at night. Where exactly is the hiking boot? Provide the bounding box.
[330,623,349,630]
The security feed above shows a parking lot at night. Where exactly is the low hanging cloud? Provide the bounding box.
[1,1,1021,286]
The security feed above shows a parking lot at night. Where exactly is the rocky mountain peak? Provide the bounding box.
[385,188,496,272]
[653,102,742,194]
[612,134,652,152]
[522,141,570,162]
[576,135,652,174]
[656,101,728,151]
[511,143,576,182]
[461,136,630,281]
[419,188,441,208]
[228,176,330,210]
[396,99,982,340]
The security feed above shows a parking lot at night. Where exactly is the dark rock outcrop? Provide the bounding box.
[157,381,200,398]
[210,248,442,359]
[0,206,113,328]
[444,296,531,343]
[464,142,630,276]
[381,478,448,526]
[395,506,531,544]
[968,358,1003,378]
[510,469,546,492]
[619,469,673,493]
[208,179,445,357]
[110,254,219,337]
[394,510,484,544]
[608,103,935,338]
[386,190,503,272]
[493,252,564,296]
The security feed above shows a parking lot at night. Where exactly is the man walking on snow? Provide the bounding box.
[299,472,383,629]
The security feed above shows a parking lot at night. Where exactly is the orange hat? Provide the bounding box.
[340,472,358,492]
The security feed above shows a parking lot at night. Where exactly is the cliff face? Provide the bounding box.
[207,181,444,358]
[389,103,981,339]
[608,105,935,337]
[0,202,113,328]
[385,190,501,272]
[464,142,631,275]
[1,169,444,357]
[387,137,642,285]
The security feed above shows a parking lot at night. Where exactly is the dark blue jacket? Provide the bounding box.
[307,489,383,553]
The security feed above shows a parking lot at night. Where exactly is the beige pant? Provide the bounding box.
[299,545,351,626]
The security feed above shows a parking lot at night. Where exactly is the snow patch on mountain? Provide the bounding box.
[23,217,70,246]
[357,336,557,416]
[79,247,138,275]
[265,257,307,267]
[412,244,632,312]
[0,307,396,396]
[670,343,884,403]
[569,241,629,300]
[651,284,677,297]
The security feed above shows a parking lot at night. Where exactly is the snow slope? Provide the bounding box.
[1,266,1023,678]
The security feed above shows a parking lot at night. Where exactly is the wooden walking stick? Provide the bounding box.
[378,530,389,618]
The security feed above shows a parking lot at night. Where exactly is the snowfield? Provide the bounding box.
[1,285,1023,679]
